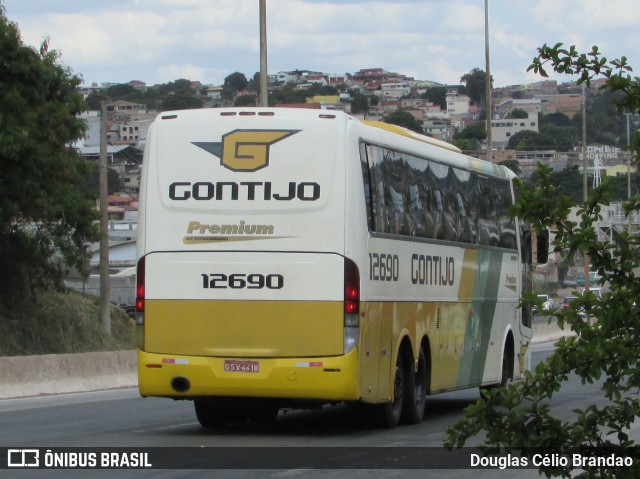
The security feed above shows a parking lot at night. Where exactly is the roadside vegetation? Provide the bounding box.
[0,7,134,356]
[0,290,135,356]
[445,44,640,478]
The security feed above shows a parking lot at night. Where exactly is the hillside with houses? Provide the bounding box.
[68,67,637,304]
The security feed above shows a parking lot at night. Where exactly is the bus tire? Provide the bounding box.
[401,346,428,424]
[497,345,513,388]
[194,398,228,428]
[371,352,404,428]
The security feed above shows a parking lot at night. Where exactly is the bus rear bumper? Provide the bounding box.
[137,349,360,401]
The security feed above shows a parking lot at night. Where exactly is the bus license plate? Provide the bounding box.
[224,359,260,373]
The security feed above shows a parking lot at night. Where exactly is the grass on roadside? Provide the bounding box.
[0,289,136,356]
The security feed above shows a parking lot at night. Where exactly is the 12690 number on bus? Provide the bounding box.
[201,273,284,289]
[369,253,399,282]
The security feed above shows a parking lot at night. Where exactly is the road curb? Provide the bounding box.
[0,350,137,400]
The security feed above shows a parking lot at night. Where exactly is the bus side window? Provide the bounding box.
[366,145,388,234]
[406,154,428,238]
[381,149,410,236]
[495,179,517,250]
[452,168,474,244]
[477,177,498,246]
[359,143,375,231]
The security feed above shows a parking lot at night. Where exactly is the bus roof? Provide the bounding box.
[361,121,462,154]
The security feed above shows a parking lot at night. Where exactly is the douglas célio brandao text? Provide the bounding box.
[470,452,633,470]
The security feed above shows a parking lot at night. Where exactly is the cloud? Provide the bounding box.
[3,0,638,87]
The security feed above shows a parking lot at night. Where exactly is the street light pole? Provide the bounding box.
[581,83,590,292]
[484,0,492,162]
[99,101,111,335]
[259,0,269,107]
[626,112,632,233]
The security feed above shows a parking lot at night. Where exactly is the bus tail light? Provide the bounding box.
[344,257,360,354]
[135,257,145,349]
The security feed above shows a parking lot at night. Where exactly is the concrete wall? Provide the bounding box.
[0,320,573,400]
[0,350,136,400]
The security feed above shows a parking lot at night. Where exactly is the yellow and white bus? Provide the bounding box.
[136,107,537,428]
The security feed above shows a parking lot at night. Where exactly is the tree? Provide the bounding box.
[460,68,492,107]
[106,83,136,98]
[507,129,551,150]
[541,112,572,127]
[269,82,311,106]
[421,86,447,109]
[0,7,99,308]
[506,108,528,119]
[445,43,640,478]
[85,90,107,111]
[234,94,257,107]
[581,89,627,147]
[78,166,123,198]
[452,138,475,151]
[384,111,424,134]
[222,72,248,102]
[456,121,486,142]
[349,89,370,115]
[161,92,203,111]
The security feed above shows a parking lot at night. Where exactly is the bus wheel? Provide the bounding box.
[194,398,228,428]
[371,353,404,428]
[497,346,512,388]
[480,345,512,398]
[401,346,428,424]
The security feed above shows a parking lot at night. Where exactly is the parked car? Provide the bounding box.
[581,287,602,298]
[561,296,578,309]
[561,296,586,317]
[532,294,554,315]
[589,271,604,285]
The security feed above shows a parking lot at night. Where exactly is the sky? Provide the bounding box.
[2,0,639,89]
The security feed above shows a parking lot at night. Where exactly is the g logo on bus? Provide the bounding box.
[193,129,300,172]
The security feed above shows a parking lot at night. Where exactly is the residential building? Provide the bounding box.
[445,92,472,116]
[380,81,411,100]
[327,74,349,85]
[305,95,343,110]
[538,93,582,117]
[414,80,443,96]
[128,80,147,90]
[515,150,565,177]
[206,86,223,102]
[491,112,540,148]
[422,120,453,141]
[353,68,387,80]
[495,98,543,119]
[107,100,147,113]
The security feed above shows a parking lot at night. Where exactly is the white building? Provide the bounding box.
[380,82,411,100]
[275,71,300,84]
[445,92,472,116]
[491,112,539,147]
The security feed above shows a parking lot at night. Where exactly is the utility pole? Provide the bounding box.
[259,0,269,107]
[484,0,492,162]
[581,83,590,293]
[99,101,111,335]
[626,112,632,234]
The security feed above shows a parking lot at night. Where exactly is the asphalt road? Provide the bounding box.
[0,343,625,479]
